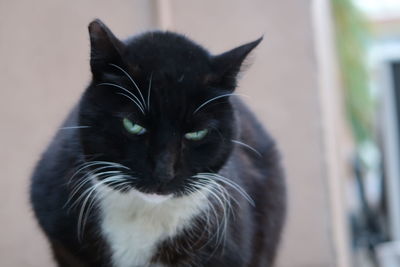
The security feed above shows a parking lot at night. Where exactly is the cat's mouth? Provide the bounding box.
[133,190,173,204]
[109,181,175,203]
[97,179,175,204]
[98,172,186,202]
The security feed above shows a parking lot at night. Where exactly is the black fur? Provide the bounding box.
[30,19,286,267]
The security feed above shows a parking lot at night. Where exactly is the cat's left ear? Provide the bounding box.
[88,19,125,79]
[209,37,263,90]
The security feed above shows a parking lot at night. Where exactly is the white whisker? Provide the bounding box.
[109,64,146,109]
[190,179,230,253]
[59,126,91,130]
[65,161,131,208]
[211,175,254,207]
[67,168,121,206]
[97,82,145,113]
[62,159,132,240]
[231,139,262,157]
[147,72,153,111]
[189,183,219,240]
[77,177,125,240]
[187,185,216,246]
[81,180,132,237]
[77,182,98,240]
[116,92,145,114]
[193,93,247,114]
[195,173,255,207]
[67,161,110,184]
[203,179,237,212]
[65,176,93,210]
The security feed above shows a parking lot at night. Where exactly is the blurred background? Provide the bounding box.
[2,0,400,266]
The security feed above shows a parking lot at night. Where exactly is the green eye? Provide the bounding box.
[123,118,146,135]
[184,129,208,141]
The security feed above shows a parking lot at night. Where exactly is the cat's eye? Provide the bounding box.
[123,118,146,135]
[184,129,208,141]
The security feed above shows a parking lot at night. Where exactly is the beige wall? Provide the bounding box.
[0,0,339,266]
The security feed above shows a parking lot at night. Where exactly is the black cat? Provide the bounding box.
[30,19,286,267]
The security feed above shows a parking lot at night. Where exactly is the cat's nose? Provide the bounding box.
[153,151,176,183]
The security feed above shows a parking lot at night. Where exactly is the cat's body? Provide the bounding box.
[30,19,286,267]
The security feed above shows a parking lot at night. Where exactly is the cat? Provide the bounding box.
[30,19,286,267]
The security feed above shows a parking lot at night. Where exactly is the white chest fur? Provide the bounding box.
[97,187,208,267]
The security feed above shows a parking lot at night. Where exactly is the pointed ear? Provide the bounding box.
[88,19,125,79]
[209,37,263,90]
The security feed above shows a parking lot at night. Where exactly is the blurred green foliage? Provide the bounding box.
[332,0,375,143]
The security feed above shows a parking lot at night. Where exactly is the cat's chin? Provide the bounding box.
[132,189,173,204]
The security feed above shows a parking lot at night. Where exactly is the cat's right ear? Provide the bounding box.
[208,37,262,91]
[88,19,125,79]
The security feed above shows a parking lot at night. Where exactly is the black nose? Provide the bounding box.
[153,151,176,183]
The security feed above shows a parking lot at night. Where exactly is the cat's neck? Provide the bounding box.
[97,184,209,267]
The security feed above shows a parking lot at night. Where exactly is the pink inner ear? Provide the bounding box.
[88,19,125,54]
[88,19,116,43]
[88,20,104,38]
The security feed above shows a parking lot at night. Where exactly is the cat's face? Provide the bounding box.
[78,20,260,197]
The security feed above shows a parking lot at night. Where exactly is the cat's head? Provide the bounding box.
[78,19,261,198]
